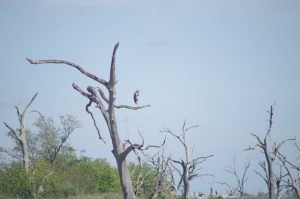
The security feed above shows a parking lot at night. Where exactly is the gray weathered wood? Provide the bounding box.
[3,92,38,173]
[27,43,155,199]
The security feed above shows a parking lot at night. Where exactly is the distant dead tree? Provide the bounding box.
[245,105,295,199]
[128,134,167,197]
[143,149,173,199]
[274,165,287,198]
[218,154,251,198]
[278,141,300,199]
[27,43,164,199]
[164,121,213,199]
[2,93,38,173]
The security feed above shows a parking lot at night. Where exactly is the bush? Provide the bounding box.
[61,157,120,194]
[0,163,32,198]
[0,160,76,199]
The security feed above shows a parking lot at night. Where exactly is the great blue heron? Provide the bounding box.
[133,90,140,104]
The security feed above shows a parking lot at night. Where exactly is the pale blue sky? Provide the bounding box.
[1,0,300,195]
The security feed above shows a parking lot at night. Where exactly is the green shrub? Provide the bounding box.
[0,163,32,198]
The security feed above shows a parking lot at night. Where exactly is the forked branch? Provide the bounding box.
[122,132,166,161]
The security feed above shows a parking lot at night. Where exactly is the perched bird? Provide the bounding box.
[133,90,140,104]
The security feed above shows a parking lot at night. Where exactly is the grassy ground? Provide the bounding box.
[65,193,177,199]
[65,192,123,199]
[0,192,178,199]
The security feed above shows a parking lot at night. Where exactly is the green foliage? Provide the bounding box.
[33,114,80,170]
[0,160,76,198]
[0,149,121,198]
[0,163,32,198]
[62,156,120,194]
[32,158,76,198]
[66,192,123,199]
[207,196,223,199]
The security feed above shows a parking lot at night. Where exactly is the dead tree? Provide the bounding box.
[128,134,167,197]
[246,105,295,199]
[164,121,213,199]
[221,154,251,198]
[2,93,38,173]
[278,141,300,199]
[129,163,153,196]
[143,149,173,199]
[26,43,161,199]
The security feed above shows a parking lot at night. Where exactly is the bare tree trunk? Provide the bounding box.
[3,93,38,173]
[183,164,190,199]
[117,158,136,198]
[110,116,136,199]
[267,156,275,199]
[20,128,30,173]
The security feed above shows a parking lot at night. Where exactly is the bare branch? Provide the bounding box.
[72,83,91,99]
[0,147,23,160]
[184,124,199,133]
[96,86,151,110]
[255,170,268,184]
[251,133,264,147]
[26,58,108,86]
[188,155,214,165]
[243,145,255,151]
[73,83,111,134]
[266,105,273,136]
[86,100,105,143]
[114,104,151,110]
[170,158,182,165]
[122,133,166,162]
[124,134,166,152]
[274,138,296,156]
[23,92,38,116]
[255,161,269,184]
[109,42,119,86]
[163,128,185,147]
[3,122,20,140]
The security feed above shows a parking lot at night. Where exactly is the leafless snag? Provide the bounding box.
[27,43,154,199]
[274,165,287,199]
[2,93,38,173]
[129,162,154,196]
[141,149,173,199]
[277,141,300,199]
[220,154,251,198]
[163,121,213,199]
[247,105,295,199]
